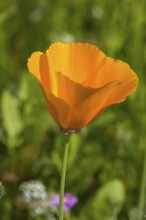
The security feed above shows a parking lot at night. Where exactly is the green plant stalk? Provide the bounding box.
[59,135,70,220]
[138,147,146,220]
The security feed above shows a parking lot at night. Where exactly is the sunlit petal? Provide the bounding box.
[27,52,43,81]
[28,53,51,92]
[95,58,138,87]
[46,42,106,85]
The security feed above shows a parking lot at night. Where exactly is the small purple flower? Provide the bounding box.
[49,193,78,211]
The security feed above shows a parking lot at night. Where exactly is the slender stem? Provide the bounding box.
[59,135,70,220]
[138,147,146,220]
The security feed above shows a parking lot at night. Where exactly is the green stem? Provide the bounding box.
[59,135,70,220]
[138,147,146,220]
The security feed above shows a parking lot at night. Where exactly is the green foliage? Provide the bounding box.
[0,182,5,200]
[1,88,23,148]
[0,0,145,220]
[80,179,125,220]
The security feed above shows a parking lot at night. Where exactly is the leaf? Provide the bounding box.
[1,89,23,143]
[79,179,125,220]
[94,179,125,208]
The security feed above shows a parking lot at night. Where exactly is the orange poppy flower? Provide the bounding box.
[27,42,138,133]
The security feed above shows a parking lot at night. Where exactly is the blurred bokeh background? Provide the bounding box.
[0,0,145,219]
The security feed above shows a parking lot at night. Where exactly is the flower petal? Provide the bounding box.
[27,51,42,81]
[54,72,121,130]
[94,57,138,104]
[95,58,138,87]
[66,81,121,129]
[46,42,106,85]
[27,52,51,92]
[41,85,70,129]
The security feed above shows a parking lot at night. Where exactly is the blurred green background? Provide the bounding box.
[0,0,145,219]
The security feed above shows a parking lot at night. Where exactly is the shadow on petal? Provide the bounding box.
[40,85,70,129]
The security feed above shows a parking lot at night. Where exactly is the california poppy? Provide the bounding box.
[27,42,138,132]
